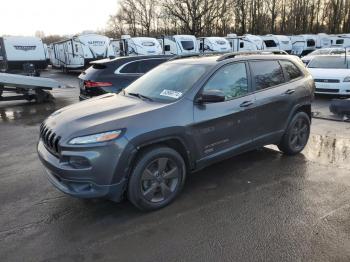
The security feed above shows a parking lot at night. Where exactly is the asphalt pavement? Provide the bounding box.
[0,69,349,262]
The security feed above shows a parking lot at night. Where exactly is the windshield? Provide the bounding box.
[125,63,208,102]
[181,41,194,50]
[308,56,349,69]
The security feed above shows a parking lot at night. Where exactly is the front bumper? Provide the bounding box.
[37,137,132,201]
[315,82,350,95]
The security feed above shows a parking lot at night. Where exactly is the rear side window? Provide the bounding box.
[139,59,167,73]
[119,59,167,74]
[203,62,248,101]
[280,60,302,80]
[250,61,284,90]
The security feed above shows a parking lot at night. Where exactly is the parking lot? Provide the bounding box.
[1,69,350,261]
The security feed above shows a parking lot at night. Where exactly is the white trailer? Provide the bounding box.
[315,33,332,49]
[51,34,113,71]
[225,34,264,52]
[111,35,163,56]
[261,35,292,53]
[0,36,47,74]
[330,34,350,48]
[290,34,317,56]
[158,35,198,55]
[198,37,231,53]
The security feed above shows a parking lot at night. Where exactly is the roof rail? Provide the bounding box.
[169,52,227,61]
[216,50,288,61]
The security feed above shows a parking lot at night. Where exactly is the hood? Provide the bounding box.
[44,93,167,142]
[308,68,350,79]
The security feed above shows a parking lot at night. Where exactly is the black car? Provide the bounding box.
[78,55,172,100]
[38,52,314,211]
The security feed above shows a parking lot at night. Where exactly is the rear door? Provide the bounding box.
[193,62,258,161]
[249,59,302,144]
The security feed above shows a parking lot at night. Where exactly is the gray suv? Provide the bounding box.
[37,53,314,211]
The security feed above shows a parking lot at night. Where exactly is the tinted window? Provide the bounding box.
[119,59,167,74]
[280,60,302,80]
[125,63,208,103]
[203,63,248,101]
[181,41,194,50]
[120,61,141,73]
[264,40,277,47]
[139,59,167,73]
[250,61,284,90]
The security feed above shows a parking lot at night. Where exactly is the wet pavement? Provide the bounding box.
[0,70,350,261]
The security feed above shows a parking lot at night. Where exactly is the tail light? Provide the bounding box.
[84,80,113,88]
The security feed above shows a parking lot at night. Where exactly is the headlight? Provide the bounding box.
[69,130,122,145]
[343,76,350,82]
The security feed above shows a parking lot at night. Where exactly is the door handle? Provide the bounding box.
[240,100,254,107]
[284,89,295,94]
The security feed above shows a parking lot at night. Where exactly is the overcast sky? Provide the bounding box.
[1,0,119,36]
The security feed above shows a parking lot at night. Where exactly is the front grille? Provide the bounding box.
[315,88,339,93]
[314,79,340,83]
[40,123,61,155]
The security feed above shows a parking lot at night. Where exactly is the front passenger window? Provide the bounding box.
[203,63,248,101]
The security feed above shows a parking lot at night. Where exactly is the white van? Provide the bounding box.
[0,36,47,73]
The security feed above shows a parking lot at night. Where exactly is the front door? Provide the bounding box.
[192,62,258,163]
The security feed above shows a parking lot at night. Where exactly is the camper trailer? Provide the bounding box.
[315,33,332,49]
[225,34,263,52]
[158,35,198,55]
[261,35,292,53]
[290,34,317,56]
[330,34,350,48]
[0,36,47,74]
[198,37,231,53]
[111,35,163,56]
[51,34,113,71]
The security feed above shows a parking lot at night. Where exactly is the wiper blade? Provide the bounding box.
[127,92,153,101]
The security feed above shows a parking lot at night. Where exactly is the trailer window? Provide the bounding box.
[264,40,277,48]
[181,41,194,50]
[336,39,344,45]
[307,39,315,47]
[240,42,244,48]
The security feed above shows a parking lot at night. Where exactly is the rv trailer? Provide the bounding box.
[290,34,317,56]
[261,35,292,53]
[51,34,113,71]
[198,37,231,53]
[330,34,350,48]
[315,33,332,49]
[0,36,47,74]
[158,35,198,55]
[110,35,163,56]
[225,34,263,52]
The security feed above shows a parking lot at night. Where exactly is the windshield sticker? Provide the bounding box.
[160,89,183,99]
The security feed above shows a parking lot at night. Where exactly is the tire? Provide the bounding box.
[278,112,310,155]
[127,146,186,211]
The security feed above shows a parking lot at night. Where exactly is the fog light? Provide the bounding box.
[68,156,90,169]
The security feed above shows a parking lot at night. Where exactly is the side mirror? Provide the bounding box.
[197,90,225,103]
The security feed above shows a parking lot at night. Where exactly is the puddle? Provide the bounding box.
[302,134,350,169]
